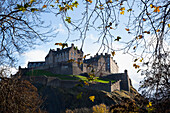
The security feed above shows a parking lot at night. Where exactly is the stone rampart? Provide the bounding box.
[21,76,121,92]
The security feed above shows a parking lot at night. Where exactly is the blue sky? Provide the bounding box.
[15,1,146,91]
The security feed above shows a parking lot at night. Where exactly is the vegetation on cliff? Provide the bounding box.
[34,83,147,113]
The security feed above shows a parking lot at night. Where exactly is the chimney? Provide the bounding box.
[57,48,60,51]
[71,43,74,47]
[105,53,107,56]
[124,70,128,74]
[101,53,103,55]
[96,53,98,56]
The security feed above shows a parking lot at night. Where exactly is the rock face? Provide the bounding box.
[35,83,144,113]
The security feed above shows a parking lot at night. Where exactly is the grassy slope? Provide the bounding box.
[26,70,115,83]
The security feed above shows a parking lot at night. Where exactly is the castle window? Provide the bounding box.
[74,53,76,56]
[74,58,76,60]
[71,52,73,56]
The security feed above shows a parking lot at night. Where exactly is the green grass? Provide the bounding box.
[26,70,115,83]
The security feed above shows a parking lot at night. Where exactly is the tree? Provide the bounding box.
[0,76,44,113]
[0,0,54,66]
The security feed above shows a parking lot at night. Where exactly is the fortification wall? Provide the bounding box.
[21,76,121,92]
[102,70,130,92]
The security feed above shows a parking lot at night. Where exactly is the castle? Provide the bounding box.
[27,44,119,76]
[19,44,131,92]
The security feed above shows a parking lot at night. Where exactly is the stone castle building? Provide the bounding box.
[20,44,131,92]
[27,43,119,76]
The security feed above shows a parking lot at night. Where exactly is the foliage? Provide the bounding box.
[0,0,54,66]
[0,77,44,113]
[92,104,109,113]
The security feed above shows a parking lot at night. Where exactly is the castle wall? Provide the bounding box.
[101,70,130,92]
[21,76,121,92]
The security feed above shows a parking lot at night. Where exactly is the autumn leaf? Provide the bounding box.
[168,24,170,28]
[111,51,115,56]
[133,46,136,50]
[120,11,124,15]
[106,0,112,3]
[89,96,95,102]
[31,8,39,12]
[150,4,154,8]
[65,16,71,23]
[50,5,55,7]
[156,29,160,32]
[42,5,47,8]
[86,0,92,3]
[143,18,146,21]
[140,58,143,62]
[133,64,140,69]
[125,28,130,31]
[83,54,90,59]
[84,81,89,86]
[110,27,114,29]
[138,35,143,39]
[120,7,125,11]
[154,7,160,12]
[143,31,150,34]
[127,9,132,12]
[149,102,152,106]
[55,43,68,48]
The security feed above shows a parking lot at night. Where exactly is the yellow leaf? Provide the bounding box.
[84,81,89,86]
[120,7,125,11]
[149,102,152,106]
[120,11,124,15]
[43,5,47,8]
[89,96,95,102]
[156,29,160,32]
[168,24,170,28]
[111,51,115,56]
[125,28,130,31]
[150,4,154,8]
[140,58,143,62]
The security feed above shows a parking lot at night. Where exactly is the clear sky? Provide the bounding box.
[15,1,145,91]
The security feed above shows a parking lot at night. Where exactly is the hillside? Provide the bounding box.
[34,83,145,113]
